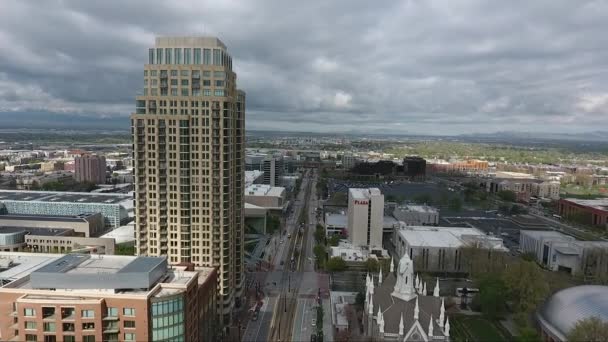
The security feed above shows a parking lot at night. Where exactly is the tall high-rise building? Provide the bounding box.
[262,155,283,186]
[75,154,107,184]
[131,37,245,325]
[347,188,384,248]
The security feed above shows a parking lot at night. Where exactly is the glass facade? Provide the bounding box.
[151,295,185,342]
[194,48,201,64]
[174,48,182,65]
[1,201,127,228]
[184,48,191,64]
[203,49,211,65]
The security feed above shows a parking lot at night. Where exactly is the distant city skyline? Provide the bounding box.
[1,0,608,134]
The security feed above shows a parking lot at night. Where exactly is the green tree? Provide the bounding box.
[476,273,507,319]
[115,244,135,256]
[326,257,347,272]
[517,327,541,342]
[497,190,516,202]
[503,260,549,313]
[266,215,281,234]
[328,234,341,246]
[365,258,380,273]
[314,225,326,244]
[313,245,327,268]
[568,317,608,342]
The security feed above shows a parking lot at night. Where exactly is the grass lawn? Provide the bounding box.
[451,315,509,342]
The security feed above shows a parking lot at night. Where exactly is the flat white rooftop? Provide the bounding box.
[396,205,438,214]
[326,213,347,227]
[349,188,381,200]
[245,170,263,188]
[100,222,135,244]
[397,226,506,249]
[494,171,537,179]
[245,184,285,197]
[0,252,62,283]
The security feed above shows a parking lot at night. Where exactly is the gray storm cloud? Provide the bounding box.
[0,0,607,134]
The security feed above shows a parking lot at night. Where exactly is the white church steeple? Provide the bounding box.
[433,277,440,297]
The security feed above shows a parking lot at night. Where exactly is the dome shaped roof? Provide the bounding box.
[538,285,608,339]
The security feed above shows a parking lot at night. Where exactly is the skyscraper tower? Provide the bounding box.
[131,37,245,325]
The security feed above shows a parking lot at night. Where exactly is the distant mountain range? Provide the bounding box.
[0,112,606,143]
[0,112,129,130]
[460,131,608,142]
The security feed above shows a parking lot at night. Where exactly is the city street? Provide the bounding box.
[243,169,316,342]
[242,168,334,342]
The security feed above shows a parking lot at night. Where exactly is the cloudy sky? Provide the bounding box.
[1,0,608,134]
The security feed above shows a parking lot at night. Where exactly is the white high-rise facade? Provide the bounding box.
[347,188,384,248]
[131,37,245,325]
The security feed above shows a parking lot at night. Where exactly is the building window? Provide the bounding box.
[213,71,225,79]
[26,335,37,342]
[194,48,201,64]
[124,333,135,341]
[193,89,201,96]
[123,308,136,316]
[124,320,136,328]
[156,48,163,64]
[62,323,75,332]
[203,89,211,96]
[42,307,55,319]
[149,49,154,64]
[63,336,76,342]
[184,48,191,64]
[215,80,224,87]
[213,49,221,65]
[181,89,189,96]
[170,70,178,77]
[24,308,36,317]
[151,70,158,77]
[181,79,189,86]
[82,322,95,330]
[43,322,56,332]
[171,79,178,86]
[165,48,172,64]
[106,307,118,317]
[203,80,211,86]
[180,70,189,77]
[171,88,178,96]
[214,89,224,97]
[151,88,158,96]
[174,48,182,64]
[203,49,211,65]
[25,321,37,330]
[81,310,94,318]
[83,336,95,342]
[203,71,211,77]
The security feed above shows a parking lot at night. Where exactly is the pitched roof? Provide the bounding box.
[370,272,445,337]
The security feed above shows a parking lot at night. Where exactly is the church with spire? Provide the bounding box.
[364,253,450,341]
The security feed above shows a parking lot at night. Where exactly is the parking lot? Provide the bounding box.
[441,215,522,251]
[330,180,461,202]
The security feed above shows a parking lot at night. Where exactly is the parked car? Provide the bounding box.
[311,318,317,327]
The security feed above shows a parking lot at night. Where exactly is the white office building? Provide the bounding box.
[393,224,507,273]
[348,188,384,249]
[520,230,608,275]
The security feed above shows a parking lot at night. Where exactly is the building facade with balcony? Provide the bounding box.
[0,253,217,342]
[131,36,245,325]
